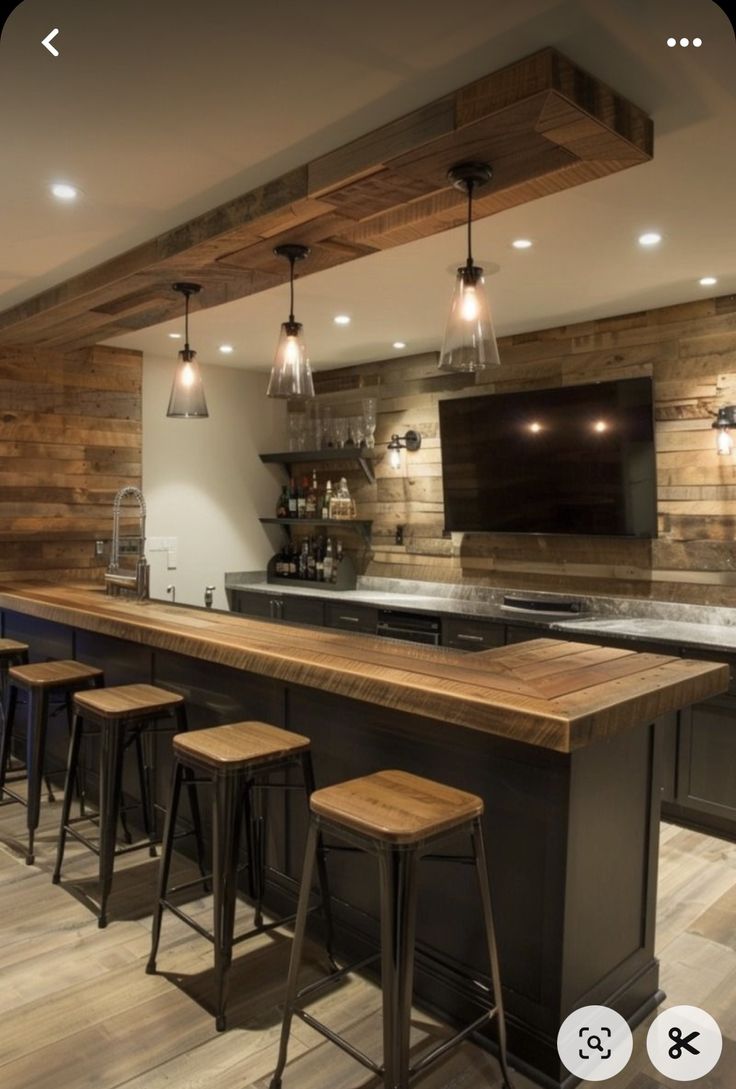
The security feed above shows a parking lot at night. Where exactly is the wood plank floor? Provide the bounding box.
[1,792,735,1089]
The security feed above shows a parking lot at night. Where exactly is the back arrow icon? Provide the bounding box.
[42,28,60,56]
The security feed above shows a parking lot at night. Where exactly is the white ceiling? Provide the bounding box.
[1,0,734,369]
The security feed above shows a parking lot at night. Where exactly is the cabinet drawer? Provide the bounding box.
[325,602,377,634]
[677,699,736,819]
[442,617,504,651]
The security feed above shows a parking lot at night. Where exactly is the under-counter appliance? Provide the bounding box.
[376,609,440,645]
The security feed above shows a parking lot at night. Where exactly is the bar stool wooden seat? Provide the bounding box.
[1,658,103,865]
[53,683,206,929]
[269,769,514,1089]
[147,720,334,1032]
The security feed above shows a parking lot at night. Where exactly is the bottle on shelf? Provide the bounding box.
[289,542,298,578]
[276,485,289,519]
[333,538,343,583]
[307,538,316,580]
[306,469,318,518]
[297,476,309,519]
[288,477,298,519]
[298,540,309,579]
[322,480,332,520]
[323,538,333,583]
[331,477,356,520]
[315,536,324,582]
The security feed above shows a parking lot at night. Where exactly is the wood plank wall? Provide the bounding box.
[0,345,142,582]
[289,294,736,606]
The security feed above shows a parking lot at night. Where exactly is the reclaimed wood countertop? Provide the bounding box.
[0,583,728,753]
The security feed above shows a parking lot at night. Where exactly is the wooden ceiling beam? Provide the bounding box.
[0,47,652,350]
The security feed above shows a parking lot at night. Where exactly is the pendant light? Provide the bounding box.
[438,162,500,373]
[267,244,315,400]
[713,406,736,455]
[167,283,209,418]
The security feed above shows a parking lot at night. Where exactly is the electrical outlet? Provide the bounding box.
[95,540,105,557]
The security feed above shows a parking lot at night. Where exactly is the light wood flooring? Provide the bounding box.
[1,792,735,1089]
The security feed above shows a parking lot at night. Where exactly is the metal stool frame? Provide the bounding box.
[147,745,335,1032]
[0,663,102,865]
[270,813,514,1089]
[53,700,207,928]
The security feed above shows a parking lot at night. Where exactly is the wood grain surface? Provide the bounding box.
[0,49,651,351]
[8,658,103,689]
[310,769,483,843]
[293,292,736,606]
[0,583,726,753]
[74,683,183,720]
[174,721,310,769]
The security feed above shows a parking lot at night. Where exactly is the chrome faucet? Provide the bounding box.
[104,486,150,600]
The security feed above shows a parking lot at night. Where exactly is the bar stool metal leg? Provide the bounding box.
[174,704,208,884]
[147,758,184,973]
[52,711,84,884]
[212,772,244,1032]
[0,685,16,801]
[378,846,419,1089]
[269,817,320,1089]
[25,688,50,865]
[300,751,336,968]
[135,728,157,857]
[471,817,514,1089]
[98,719,127,927]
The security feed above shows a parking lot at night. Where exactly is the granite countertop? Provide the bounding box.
[225,574,736,653]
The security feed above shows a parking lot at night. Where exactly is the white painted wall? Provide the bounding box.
[142,355,287,609]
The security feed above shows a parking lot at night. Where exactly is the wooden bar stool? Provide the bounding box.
[53,683,206,928]
[269,769,514,1089]
[1,658,103,865]
[146,721,334,1032]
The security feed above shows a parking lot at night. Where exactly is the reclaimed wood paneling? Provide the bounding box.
[0,345,142,581]
[292,294,736,605]
[0,49,651,350]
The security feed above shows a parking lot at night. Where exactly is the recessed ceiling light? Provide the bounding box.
[333,314,351,325]
[219,344,234,354]
[699,276,717,286]
[512,239,533,249]
[638,232,662,247]
[168,332,182,339]
[393,341,406,350]
[50,182,79,201]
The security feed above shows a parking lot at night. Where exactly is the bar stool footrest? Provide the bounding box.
[294,1008,382,1076]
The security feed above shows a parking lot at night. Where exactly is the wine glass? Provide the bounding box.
[362,397,377,448]
[333,417,348,448]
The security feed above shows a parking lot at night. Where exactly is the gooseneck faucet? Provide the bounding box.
[104,486,150,600]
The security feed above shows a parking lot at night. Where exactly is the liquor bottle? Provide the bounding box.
[315,537,324,582]
[276,485,289,519]
[274,548,283,577]
[323,538,333,583]
[332,538,342,583]
[306,469,318,518]
[297,476,308,519]
[307,538,316,580]
[288,477,298,518]
[298,540,308,579]
[289,542,298,578]
[322,480,333,520]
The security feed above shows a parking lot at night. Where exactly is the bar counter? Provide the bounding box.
[0,583,728,1089]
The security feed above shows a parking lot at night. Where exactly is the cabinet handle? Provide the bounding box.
[456,633,485,643]
[338,615,360,623]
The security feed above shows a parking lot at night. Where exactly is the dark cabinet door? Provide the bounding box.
[281,596,325,627]
[230,589,280,619]
[442,616,505,651]
[677,696,736,821]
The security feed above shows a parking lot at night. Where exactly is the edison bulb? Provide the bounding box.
[181,362,195,387]
[284,335,301,366]
[460,283,480,321]
[717,428,733,456]
[389,446,402,470]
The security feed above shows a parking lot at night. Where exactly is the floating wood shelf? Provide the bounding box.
[260,447,378,484]
[259,517,372,545]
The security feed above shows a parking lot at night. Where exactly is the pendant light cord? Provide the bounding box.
[466,180,475,270]
[288,256,295,323]
[184,290,190,351]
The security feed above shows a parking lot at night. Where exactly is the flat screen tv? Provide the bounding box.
[438,377,657,537]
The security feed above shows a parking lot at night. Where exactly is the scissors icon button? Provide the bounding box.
[668,1027,700,1059]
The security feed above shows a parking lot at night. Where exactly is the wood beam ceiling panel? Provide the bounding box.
[0,48,652,350]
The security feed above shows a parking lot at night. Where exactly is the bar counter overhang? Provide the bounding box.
[0,583,728,1089]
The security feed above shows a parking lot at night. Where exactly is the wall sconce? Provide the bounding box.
[387,430,422,470]
[712,406,736,455]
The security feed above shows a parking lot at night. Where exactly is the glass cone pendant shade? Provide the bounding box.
[438,264,500,372]
[267,320,314,399]
[167,348,209,418]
